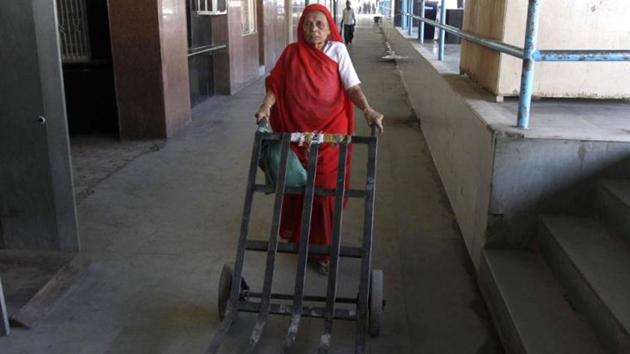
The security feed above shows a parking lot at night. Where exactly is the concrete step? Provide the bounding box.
[539,215,630,354]
[598,179,630,247]
[479,248,604,354]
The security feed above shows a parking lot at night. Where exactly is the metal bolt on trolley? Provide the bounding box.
[206,122,385,354]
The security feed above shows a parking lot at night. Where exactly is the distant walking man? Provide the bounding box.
[341,1,356,45]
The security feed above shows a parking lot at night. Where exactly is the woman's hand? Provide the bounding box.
[364,107,384,134]
[255,104,271,124]
[346,85,384,135]
[256,91,276,124]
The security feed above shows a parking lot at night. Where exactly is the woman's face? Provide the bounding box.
[302,11,330,48]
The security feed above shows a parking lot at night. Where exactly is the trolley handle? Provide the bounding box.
[370,124,377,137]
[257,119,270,129]
[258,120,377,139]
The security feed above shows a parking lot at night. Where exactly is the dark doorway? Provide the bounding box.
[57,0,119,137]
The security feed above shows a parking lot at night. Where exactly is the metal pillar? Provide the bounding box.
[437,0,446,60]
[408,0,414,35]
[418,0,425,43]
[401,0,408,30]
[516,0,541,129]
[1,277,9,336]
[0,0,80,251]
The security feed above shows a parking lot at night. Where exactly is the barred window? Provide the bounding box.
[192,0,227,15]
[242,0,256,34]
[56,0,91,63]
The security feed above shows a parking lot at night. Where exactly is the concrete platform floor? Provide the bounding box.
[398,25,630,143]
[0,19,503,353]
[70,137,165,204]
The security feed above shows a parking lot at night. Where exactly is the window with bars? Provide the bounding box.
[56,0,91,63]
[241,0,256,34]
[192,0,227,15]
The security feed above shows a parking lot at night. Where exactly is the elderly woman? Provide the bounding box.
[255,4,383,274]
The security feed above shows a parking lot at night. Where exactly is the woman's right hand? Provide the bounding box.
[255,104,271,124]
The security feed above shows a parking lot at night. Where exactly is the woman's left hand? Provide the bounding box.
[364,108,384,134]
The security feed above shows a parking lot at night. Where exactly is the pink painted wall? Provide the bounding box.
[226,2,261,93]
[224,0,304,93]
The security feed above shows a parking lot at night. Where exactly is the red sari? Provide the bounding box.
[266,4,354,262]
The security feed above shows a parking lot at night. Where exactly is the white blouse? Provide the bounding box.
[322,41,361,90]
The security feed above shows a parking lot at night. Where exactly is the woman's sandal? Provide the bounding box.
[318,260,330,275]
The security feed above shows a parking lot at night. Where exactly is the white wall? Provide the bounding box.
[445,0,459,9]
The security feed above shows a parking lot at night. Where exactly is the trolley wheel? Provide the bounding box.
[369,269,384,337]
[218,263,234,321]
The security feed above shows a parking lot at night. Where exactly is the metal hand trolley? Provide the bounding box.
[206,124,384,354]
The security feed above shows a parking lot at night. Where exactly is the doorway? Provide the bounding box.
[57,0,119,137]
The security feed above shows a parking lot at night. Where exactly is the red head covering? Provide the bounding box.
[297,4,343,44]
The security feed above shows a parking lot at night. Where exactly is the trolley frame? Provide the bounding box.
[206,126,381,354]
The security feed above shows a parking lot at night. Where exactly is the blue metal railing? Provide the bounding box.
[398,0,630,129]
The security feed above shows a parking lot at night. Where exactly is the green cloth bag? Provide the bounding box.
[258,124,307,188]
